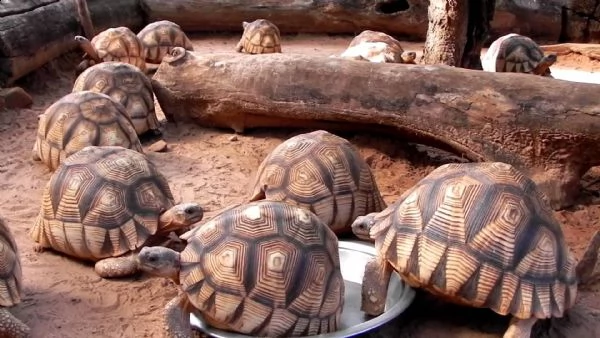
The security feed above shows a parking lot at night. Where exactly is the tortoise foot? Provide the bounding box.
[164,293,192,338]
[360,258,393,316]
[503,316,537,338]
[32,244,46,253]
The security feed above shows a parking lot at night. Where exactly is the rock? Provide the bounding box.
[147,139,168,152]
[228,135,238,142]
[0,87,33,109]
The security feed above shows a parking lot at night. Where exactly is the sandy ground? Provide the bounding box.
[2,34,600,338]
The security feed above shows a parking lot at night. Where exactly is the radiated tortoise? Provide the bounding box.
[340,30,417,64]
[482,33,556,77]
[137,20,194,64]
[351,162,578,338]
[75,26,146,74]
[137,200,344,337]
[72,61,160,136]
[31,90,143,171]
[247,130,386,235]
[30,146,204,278]
[235,19,282,54]
[0,217,30,338]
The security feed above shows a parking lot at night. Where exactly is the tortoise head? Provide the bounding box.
[533,53,557,76]
[242,21,249,30]
[401,51,417,64]
[137,246,181,281]
[351,213,378,241]
[74,35,101,62]
[158,202,204,233]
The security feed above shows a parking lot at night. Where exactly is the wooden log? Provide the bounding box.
[151,48,600,210]
[140,0,430,38]
[0,0,144,86]
[540,43,600,61]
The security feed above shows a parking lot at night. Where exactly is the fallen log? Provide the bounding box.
[540,43,600,61]
[140,0,429,37]
[152,48,600,210]
[0,0,144,86]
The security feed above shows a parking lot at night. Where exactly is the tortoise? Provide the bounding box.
[247,130,386,236]
[137,20,195,64]
[235,19,282,54]
[72,61,160,136]
[351,162,578,338]
[31,90,143,171]
[482,33,556,77]
[0,217,30,338]
[75,26,147,75]
[340,30,417,64]
[137,200,344,337]
[29,145,205,279]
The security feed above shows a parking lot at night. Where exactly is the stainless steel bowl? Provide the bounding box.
[190,240,416,337]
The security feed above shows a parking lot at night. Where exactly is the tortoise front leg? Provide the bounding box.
[0,308,30,338]
[503,316,537,338]
[164,293,192,338]
[361,257,393,316]
[94,254,138,279]
[234,41,244,53]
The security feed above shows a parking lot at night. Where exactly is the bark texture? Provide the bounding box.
[151,49,600,210]
[421,0,468,65]
[0,0,144,86]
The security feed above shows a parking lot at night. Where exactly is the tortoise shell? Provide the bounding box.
[137,20,194,64]
[72,61,159,135]
[177,200,344,336]
[85,27,146,72]
[32,91,143,171]
[363,162,577,319]
[343,30,416,64]
[0,218,23,308]
[30,146,177,262]
[235,19,282,54]
[482,33,555,76]
[248,130,386,235]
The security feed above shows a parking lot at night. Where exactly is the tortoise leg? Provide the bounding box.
[503,316,537,338]
[94,254,138,278]
[0,308,31,338]
[361,257,393,316]
[164,293,192,338]
[234,41,244,53]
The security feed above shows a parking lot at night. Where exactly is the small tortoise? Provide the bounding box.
[137,20,195,64]
[0,218,30,338]
[31,90,143,171]
[30,146,204,278]
[352,162,577,338]
[75,26,147,75]
[235,19,282,54]
[247,130,386,235]
[482,33,556,77]
[72,61,160,136]
[340,30,417,64]
[137,200,345,337]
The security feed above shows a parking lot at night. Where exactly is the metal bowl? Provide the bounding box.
[190,240,416,337]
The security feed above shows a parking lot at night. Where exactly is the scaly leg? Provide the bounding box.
[165,293,192,338]
[94,254,138,278]
[503,316,537,338]
[0,308,30,338]
[361,257,393,316]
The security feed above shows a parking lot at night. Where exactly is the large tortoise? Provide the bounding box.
[351,162,578,338]
[31,91,143,171]
[235,19,282,54]
[482,33,556,77]
[247,130,386,235]
[72,61,160,136]
[75,26,147,75]
[339,30,417,64]
[137,200,345,337]
[137,20,195,64]
[30,146,204,278]
[0,217,30,338]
